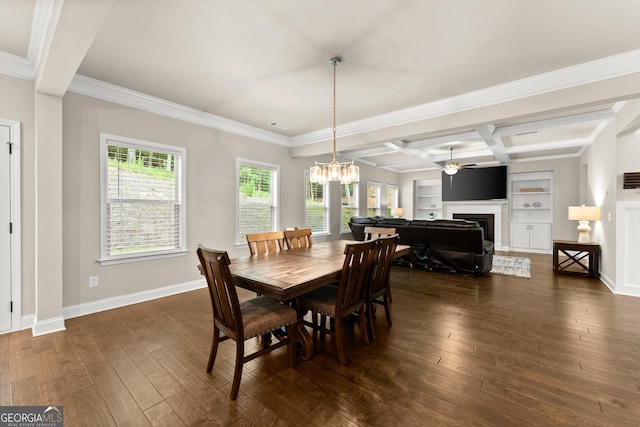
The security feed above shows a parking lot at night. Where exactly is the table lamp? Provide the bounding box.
[391,208,404,218]
[568,205,600,243]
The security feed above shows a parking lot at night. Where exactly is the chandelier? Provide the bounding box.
[309,56,359,185]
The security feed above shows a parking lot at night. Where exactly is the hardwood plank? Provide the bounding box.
[2,251,640,425]
[40,376,78,425]
[96,339,163,411]
[84,360,151,426]
[143,401,185,427]
[71,385,116,427]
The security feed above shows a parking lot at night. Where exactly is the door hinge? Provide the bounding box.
[9,222,12,234]
[10,301,12,313]
[7,142,12,154]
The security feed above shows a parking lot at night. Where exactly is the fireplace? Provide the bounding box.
[444,201,505,250]
[453,213,494,242]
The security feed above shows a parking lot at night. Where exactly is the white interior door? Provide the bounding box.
[0,124,12,331]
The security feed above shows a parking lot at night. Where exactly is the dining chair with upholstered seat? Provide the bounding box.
[363,226,396,240]
[366,234,399,341]
[284,228,313,249]
[246,231,286,255]
[196,245,298,400]
[301,240,377,365]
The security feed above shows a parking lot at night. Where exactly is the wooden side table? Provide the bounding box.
[553,240,600,278]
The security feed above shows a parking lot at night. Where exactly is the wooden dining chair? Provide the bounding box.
[246,231,286,255]
[196,245,298,400]
[366,235,399,341]
[362,226,398,302]
[301,240,377,365]
[364,226,396,240]
[284,228,313,249]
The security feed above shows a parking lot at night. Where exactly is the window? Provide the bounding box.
[237,159,279,243]
[100,133,186,264]
[341,182,359,232]
[305,172,329,234]
[387,184,399,216]
[367,181,381,216]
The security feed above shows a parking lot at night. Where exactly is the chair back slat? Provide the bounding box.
[284,228,313,249]
[197,245,243,339]
[364,226,396,240]
[246,231,286,255]
[336,240,377,317]
[370,235,399,296]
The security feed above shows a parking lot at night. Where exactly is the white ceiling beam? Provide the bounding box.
[476,125,510,164]
[340,146,396,158]
[430,148,494,163]
[402,131,480,149]
[493,108,616,137]
[36,0,114,97]
[504,138,591,154]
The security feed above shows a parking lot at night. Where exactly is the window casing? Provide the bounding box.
[341,182,359,233]
[367,181,382,217]
[100,133,186,264]
[237,159,279,244]
[387,184,399,216]
[305,171,329,234]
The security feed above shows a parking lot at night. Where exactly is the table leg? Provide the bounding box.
[294,298,314,360]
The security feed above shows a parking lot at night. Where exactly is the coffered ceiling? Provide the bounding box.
[2,0,640,173]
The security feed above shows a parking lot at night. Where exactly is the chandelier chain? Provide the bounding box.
[332,60,337,162]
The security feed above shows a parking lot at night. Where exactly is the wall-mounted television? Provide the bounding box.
[441,166,507,201]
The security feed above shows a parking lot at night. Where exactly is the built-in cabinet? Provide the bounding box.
[414,179,441,219]
[508,171,553,252]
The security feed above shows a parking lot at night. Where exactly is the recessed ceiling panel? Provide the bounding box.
[0,0,34,57]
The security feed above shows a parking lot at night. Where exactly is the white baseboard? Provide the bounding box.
[62,279,207,320]
[32,316,66,336]
[18,279,207,335]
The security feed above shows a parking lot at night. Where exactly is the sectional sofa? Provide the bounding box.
[348,216,494,275]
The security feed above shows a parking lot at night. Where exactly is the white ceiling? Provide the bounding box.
[2,0,640,173]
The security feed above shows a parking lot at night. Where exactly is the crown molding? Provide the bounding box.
[68,74,291,146]
[290,49,640,147]
[0,52,34,80]
[0,0,55,81]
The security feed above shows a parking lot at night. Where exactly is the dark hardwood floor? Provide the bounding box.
[2,252,640,426]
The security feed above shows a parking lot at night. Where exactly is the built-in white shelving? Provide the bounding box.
[414,179,441,219]
[508,171,553,252]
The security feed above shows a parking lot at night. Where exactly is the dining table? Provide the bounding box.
[229,239,410,360]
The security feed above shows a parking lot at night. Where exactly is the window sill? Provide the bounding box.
[98,250,188,266]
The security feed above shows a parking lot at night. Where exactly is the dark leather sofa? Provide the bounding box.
[348,216,494,275]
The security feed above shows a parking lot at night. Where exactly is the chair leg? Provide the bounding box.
[367,301,376,342]
[320,314,328,341]
[359,309,369,345]
[230,340,244,400]
[334,318,347,366]
[286,323,297,368]
[311,311,319,348]
[383,294,393,326]
[206,327,220,373]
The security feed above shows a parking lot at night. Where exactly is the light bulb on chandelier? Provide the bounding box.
[309,56,359,185]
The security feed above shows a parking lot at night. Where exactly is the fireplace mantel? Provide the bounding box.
[444,201,506,250]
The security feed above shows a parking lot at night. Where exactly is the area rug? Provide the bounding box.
[490,255,531,279]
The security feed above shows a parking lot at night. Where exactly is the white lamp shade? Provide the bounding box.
[568,205,600,243]
[391,208,404,217]
[568,205,600,221]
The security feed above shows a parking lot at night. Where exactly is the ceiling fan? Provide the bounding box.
[442,146,476,186]
[443,146,476,175]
